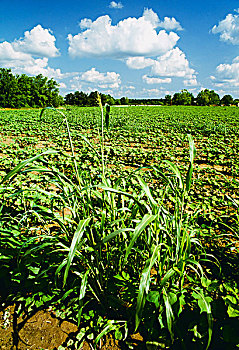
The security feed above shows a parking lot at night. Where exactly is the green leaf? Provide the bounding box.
[124,214,156,265]
[95,321,118,344]
[224,296,239,317]
[147,291,160,308]
[163,288,175,341]
[77,270,89,326]
[135,245,159,330]
[63,217,91,286]
[136,175,157,206]
[1,149,59,184]
[115,328,123,340]
[103,228,133,244]
[164,160,183,190]
[192,290,213,350]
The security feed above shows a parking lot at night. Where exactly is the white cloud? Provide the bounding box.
[70,68,121,90]
[212,13,239,44]
[13,25,59,57]
[126,57,155,69]
[142,88,163,96]
[79,18,93,30]
[19,58,64,78]
[126,48,197,84]
[109,1,123,9]
[143,75,171,84]
[126,46,197,87]
[68,9,179,58]
[151,48,196,79]
[0,41,31,62]
[212,56,239,87]
[0,25,65,81]
[184,77,198,86]
[59,82,67,89]
[158,17,183,31]
[80,68,121,87]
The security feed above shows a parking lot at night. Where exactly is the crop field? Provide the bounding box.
[0,105,238,349]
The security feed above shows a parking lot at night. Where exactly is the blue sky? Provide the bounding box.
[1,0,239,98]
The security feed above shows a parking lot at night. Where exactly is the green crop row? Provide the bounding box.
[0,105,238,349]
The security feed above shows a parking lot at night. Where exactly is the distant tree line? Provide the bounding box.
[0,67,238,109]
[65,89,238,107]
[0,68,63,108]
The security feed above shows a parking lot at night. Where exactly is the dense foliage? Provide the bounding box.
[0,68,64,108]
[0,105,238,349]
[64,89,238,107]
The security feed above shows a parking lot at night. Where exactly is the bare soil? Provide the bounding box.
[0,306,143,350]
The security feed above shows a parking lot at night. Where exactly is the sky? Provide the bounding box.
[1,0,239,98]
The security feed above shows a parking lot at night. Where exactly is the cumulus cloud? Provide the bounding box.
[0,41,31,62]
[68,9,179,58]
[70,68,121,90]
[19,58,64,78]
[212,13,239,44]
[126,48,197,85]
[13,25,59,57]
[126,57,155,69]
[211,56,239,87]
[109,1,123,9]
[142,88,163,96]
[143,75,171,84]
[183,77,198,86]
[158,17,183,31]
[150,48,195,78]
[79,18,93,30]
[80,68,121,88]
[0,25,64,80]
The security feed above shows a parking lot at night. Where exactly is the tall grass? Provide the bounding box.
[0,102,216,349]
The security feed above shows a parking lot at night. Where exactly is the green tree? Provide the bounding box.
[164,94,172,105]
[0,69,63,108]
[120,96,129,105]
[88,91,99,106]
[221,94,233,106]
[172,89,193,105]
[233,98,239,106]
[0,68,20,108]
[16,74,33,107]
[64,92,75,105]
[196,89,220,106]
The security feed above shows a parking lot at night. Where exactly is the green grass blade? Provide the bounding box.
[185,134,196,192]
[1,149,59,184]
[124,214,156,265]
[103,228,133,244]
[135,245,159,330]
[77,270,89,326]
[164,160,183,190]
[136,175,157,207]
[63,217,91,286]
[163,288,175,341]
